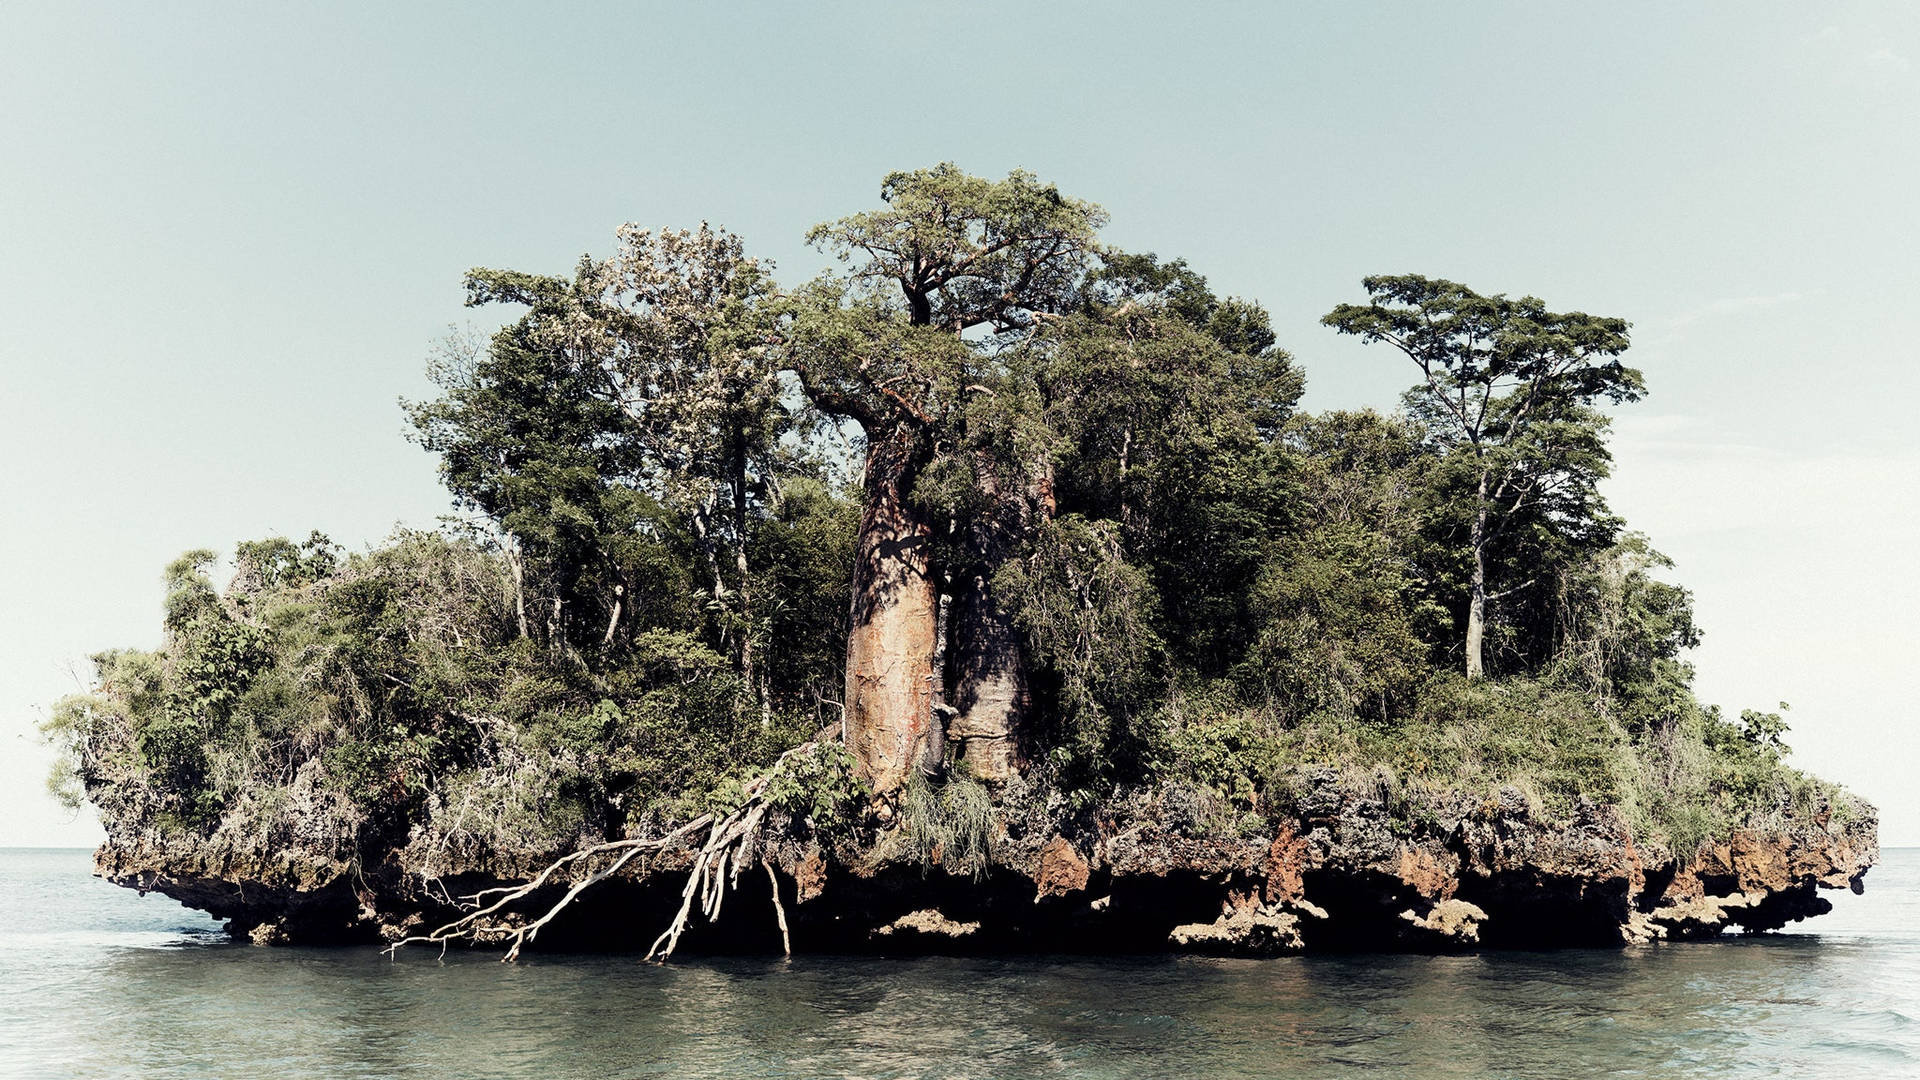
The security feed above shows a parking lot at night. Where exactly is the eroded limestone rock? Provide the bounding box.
[1170,903,1307,956]
[91,770,1877,955]
[1399,899,1489,944]
[875,909,980,939]
[1034,836,1090,900]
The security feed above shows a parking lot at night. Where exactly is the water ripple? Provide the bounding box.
[2,848,1917,1079]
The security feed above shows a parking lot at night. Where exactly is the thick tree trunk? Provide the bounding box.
[925,587,950,773]
[1466,499,1487,681]
[948,458,1030,781]
[950,574,1028,780]
[844,425,938,794]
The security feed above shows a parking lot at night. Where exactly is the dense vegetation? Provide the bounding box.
[45,165,1849,871]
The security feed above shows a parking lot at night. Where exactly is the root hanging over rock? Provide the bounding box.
[385,743,816,963]
[132,759,1872,958]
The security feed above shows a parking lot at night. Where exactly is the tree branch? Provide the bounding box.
[1485,578,1537,603]
[788,358,878,429]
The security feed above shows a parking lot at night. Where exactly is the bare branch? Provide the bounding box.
[387,741,823,964]
[1486,578,1538,603]
[764,859,792,957]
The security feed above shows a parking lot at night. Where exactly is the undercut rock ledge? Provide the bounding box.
[96,771,1876,956]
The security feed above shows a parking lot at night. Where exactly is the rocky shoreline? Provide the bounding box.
[95,771,1877,956]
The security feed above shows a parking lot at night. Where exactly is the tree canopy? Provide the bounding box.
[46,166,1843,885]
[1324,274,1642,679]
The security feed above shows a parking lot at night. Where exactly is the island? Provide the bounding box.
[45,165,1876,957]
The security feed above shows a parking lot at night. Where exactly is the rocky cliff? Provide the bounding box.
[95,768,1876,956]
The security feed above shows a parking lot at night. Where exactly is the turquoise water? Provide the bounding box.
[1,848,1914,1079]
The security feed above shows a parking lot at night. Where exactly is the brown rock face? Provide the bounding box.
[1035,837,1091,900]
[1394,847,1458,901]
[1696,828,1874,895]
[94,841,365,943]
[1087,770,1876,953]
[90,769,1877,957]
[792,848,830,905]
[1263,827,1308,904]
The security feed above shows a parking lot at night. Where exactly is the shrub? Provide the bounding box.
[896,772,996,879]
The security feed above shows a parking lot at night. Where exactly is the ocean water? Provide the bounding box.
[1,848,1915,1079]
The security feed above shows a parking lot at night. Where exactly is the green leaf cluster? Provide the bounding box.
[44,166,1859,867]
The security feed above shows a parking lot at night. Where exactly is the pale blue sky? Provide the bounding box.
[4,2,1917,844]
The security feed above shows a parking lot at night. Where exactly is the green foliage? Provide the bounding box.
[1244,526,1427,725]
[40,695,103,812]
[1546,534,1701,729]
[806,162,1106,333]
[231,532,340,595]
[996,515,1163,804]
[48,166,1858,875]
[751,478,860,720]
[764,742,869,843]
[1325,274,1642,678]
[1739,704,1792,755]
[45,527,825,854]
[1018,276,1303,677]
[1153,692,1281,814]
[896,771,996,880]
[161,549,221,627]
[407,223,800,691]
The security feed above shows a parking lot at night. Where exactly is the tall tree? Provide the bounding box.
[1323,275,1640,679]
[980,254,1303,793]
[786,164,1106,792]
[410,224,784,693]
[580,224,784,710]
[409,288,657,651]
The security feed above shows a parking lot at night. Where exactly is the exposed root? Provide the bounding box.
[764,859,791,957]
[647,797,773,961]
[386,742,815,963]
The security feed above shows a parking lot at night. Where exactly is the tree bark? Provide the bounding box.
[506,544,530,640]
[730,434,769,727]
[948,457,1030,781]
[601,583,623,647]
[843,424,939,794]
[950,573,1028,780]
[925,586,951,775]
[1466,481,1488,680]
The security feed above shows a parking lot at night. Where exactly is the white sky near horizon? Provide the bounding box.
[3,2,1916,846]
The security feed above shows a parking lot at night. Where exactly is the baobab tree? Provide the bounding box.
[785,164,1107,792]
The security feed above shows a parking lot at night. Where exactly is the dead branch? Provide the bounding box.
[383,813,714,960]
[386,741,818,964]
[764,859,791,957]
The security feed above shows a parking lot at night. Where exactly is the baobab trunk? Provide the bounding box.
[949,572,1028,780]
[948,459,1030,780]
[843,425,938,794]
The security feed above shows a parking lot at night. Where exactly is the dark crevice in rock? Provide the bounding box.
[95,777,1878,957]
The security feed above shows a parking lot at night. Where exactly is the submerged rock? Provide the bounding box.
[1171,902,1311,956]
[1400,899,1488,944]
[876,909,982,940]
